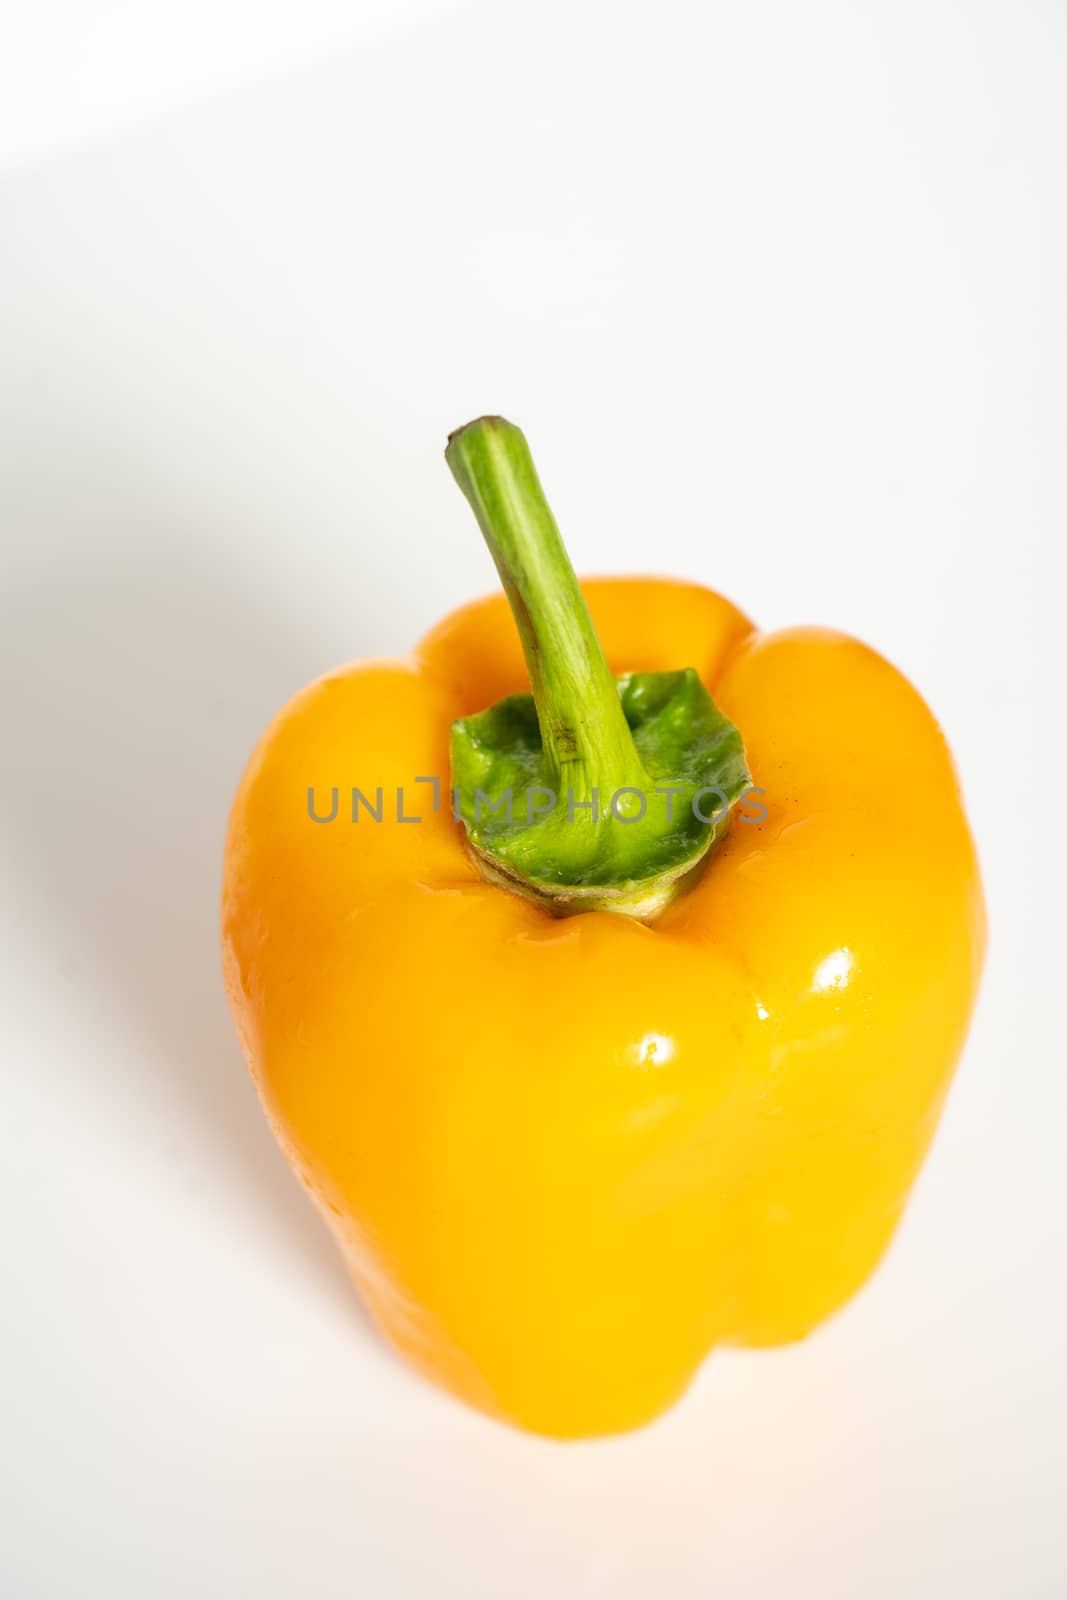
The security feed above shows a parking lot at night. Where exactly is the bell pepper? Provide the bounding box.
[222,416,986,1438]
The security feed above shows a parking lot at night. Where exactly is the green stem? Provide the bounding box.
[445,417,647,801]
[445,415,750,918]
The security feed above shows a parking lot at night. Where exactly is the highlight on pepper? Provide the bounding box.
[222,414,986,1439]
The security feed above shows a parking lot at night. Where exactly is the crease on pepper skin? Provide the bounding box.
[222,423,986,1440]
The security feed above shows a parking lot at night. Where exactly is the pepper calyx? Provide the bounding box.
[445,415,751,919]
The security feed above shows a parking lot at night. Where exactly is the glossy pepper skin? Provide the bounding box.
[222,573,986,1439]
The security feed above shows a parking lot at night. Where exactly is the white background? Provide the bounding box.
[1,2,1064,1595]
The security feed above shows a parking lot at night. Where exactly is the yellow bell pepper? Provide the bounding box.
[222,416,986,1438]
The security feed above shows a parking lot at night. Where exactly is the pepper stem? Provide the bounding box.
[446,415,750,918]
[445,417,647,801]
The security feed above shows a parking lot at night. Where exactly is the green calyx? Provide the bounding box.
[445,417,750,918]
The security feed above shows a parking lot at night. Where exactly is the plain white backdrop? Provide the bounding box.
[1,2,1064,1595]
